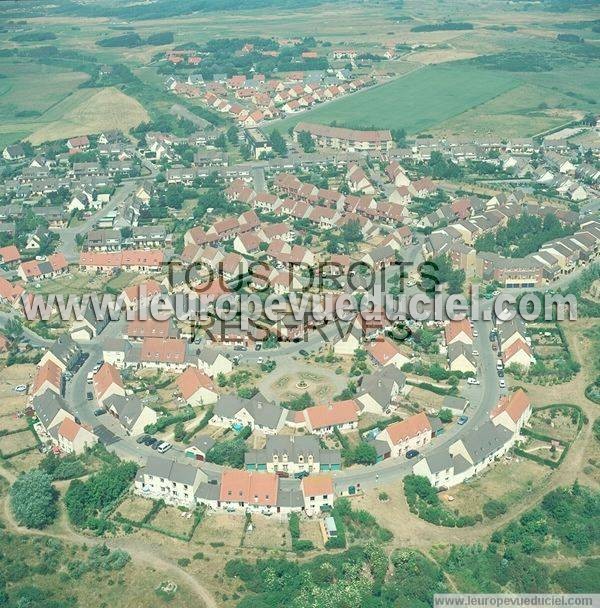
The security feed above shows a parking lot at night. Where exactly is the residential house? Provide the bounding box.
[376,412,433,458]
[303,400,359,435]
[176,366,219,406]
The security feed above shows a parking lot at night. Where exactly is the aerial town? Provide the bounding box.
[0,1,598,607]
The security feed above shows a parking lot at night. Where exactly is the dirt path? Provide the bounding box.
[0,475,218,608]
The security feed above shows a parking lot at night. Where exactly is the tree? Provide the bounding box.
[438,409,453,423]
[297,130,315,153]
[174,421,186,442]
[352,442,378,465]
[4,318,23,342]
[214,134,228,150]
[269,129,288,157]
[227,125,238,144]
[10,470,58,529]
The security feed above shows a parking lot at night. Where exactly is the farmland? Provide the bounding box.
[27,87,149,145]
[272,63,520,134]
[0,58,89,147]
[0,55,147,146]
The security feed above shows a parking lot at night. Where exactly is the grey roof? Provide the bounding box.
[447,342,476,367]
[276,478,304,509]
[82,300,110,334]
[428,416,444,435]
[459,421,513,465]
[358,366,406,407]
[214,392,285,430]
[368,438,391,458]
[103,394,146,432]
[195,480,221,501]
[244,434,340,467]
[423,449,453,474]
[198,348,222,366]
[144,455,198,486]
[32,392,72,430]
[442,395,469,412]
[453,454,472,474]
[49,334,81,370]
[188,434,215,454]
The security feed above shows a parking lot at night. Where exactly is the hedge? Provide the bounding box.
[145,407,196,435]
[114,504,205,542]
[183,407,214,443]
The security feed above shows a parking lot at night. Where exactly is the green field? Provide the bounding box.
[271,63,520,134]
[0,58,89,143]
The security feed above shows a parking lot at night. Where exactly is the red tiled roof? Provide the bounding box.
[219,470,278,506]
[444,319,473,344]
[491,388,531,423]
[140,337,186,364]
[31,360,62,395]
[177,366,215,401]
[58,417,81,442]
[93,362,124,400]
[0,245,20,264]
[384,412,431,446]
[305,400,359,430]
[301,475,333,497]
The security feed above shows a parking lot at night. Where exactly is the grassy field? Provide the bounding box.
[28,86,148,144]
[0,58,89,143]
[271,63,520,134]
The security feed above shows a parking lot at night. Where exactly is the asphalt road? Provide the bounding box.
[1,232,528,488]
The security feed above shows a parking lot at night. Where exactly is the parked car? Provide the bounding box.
[144,436,157,446]
[86,392,93,401]
[157,442,172,454]
[406,449,419,459]
[499,379,506,389]
[294,470,310,479]
[93,408,105,416]
[234,345,247,351]
[467,377,480,385]
[255,343,262,351]
[496,360,504,370]
[257,357,263,364]
[498,369,505,378]
[150,439,161,450]
[14,384,27,393]
[489,331,496,341]
[275,471,289,478]
[492,343,498,351]
[136,435,149,444]
[472,349,479,357]
[457,415,469,425]
[472,330,479,338]
[299,349,309,357]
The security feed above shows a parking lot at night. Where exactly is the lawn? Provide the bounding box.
[0,428,37,456]
[116,494,157,523]
[444,458,551,518]
[242,516,291,551]
[271,63,519,134]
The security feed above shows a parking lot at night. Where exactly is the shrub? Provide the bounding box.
[483,499,508,519]
[10,470,58,529]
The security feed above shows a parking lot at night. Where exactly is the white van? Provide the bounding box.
[87,372,94,383]
[157,442,172,454]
